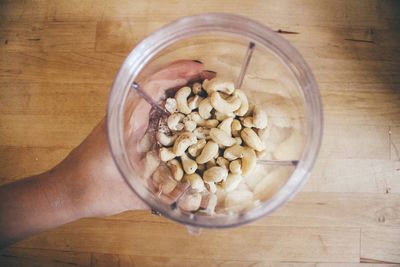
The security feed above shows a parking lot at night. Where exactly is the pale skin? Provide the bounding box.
[0,60,214,248]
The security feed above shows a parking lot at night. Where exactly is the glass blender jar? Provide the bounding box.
[107,13,323,230]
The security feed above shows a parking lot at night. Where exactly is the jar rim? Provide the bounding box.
[107,13,323,228]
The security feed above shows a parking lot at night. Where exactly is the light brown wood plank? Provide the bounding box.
[304,159,400,193]
[0,247,91,267]
[319,124,390,160]
[14,220,361,263]
[0,82,108,116]
[0,146,71,183]
[0,22,97,52]
[320,87,400,126]
[390,126,400,161]
[106,192,400,228]
[0,52,123,83]
[361,227,400,264]
[91,253,400,267]
[0,0,49,22]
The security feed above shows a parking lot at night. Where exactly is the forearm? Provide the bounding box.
[0,165,85,248]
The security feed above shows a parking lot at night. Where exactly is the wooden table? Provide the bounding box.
[1,0,400,266]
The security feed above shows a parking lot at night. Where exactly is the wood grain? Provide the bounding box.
[1,0,400,265]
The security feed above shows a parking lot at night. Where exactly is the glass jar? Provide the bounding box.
[107,13,323,229]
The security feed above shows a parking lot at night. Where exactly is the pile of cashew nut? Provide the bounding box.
[156,77,268,211]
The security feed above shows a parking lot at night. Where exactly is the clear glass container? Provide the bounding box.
[107,13,323,228]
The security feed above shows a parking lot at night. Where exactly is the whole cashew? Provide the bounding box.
[156,131,177,147]
[233,89,249,116]
[159,147,176,162]
[203,77,235,95]
[199,119,219,128]
[172,131,197,156]
[181,153,198,174]
[241,128,265,152]
[175,86,192,114]
[223,145,257,176]
[215,111,235,121]
[196,141,219,164]
[222,173,242,192]
[188,138,206,157]
[179,192,201,211]
[152,165,177,194]
[186,112,204,125]
[167,113,185,131]
[167,159,184,181]
[185,173,205,192]
[210,92,241,114]
[229,159,242,174]
[209,128,236,147]
[253,106,268,129]
[218,117,233,135]
[143,150,160,178]
[188,95,203,110]
[240,117,255,128]
[216,156,229,169]
[198,98,213,119]
[231,119,242,137]
[193,127,210,140]
[165,98,178,114]
[184,120,197,132]
[203,166,228,183]
[192,82,203,95]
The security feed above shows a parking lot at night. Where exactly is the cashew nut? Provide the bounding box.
[184,120,197,132]
[181,153,198,174]
[188,138,206,158]
[203,77,235,95]
[218,117,233,135]
[216,156,229,169]
[152,165,177,194]
[179,192,201,211]
[198,98,213,119]
[159,147,176,162]
[234,89,249,116]
[231,119,242,137]
[184,173,205,192]
[223,145,257,176]
[229,159,242,174]
[156,131,177,147]
[215,111,235,121]
[165,98,178,114]
[222,173,242,192]
[199,119,219,128]
[196,141,219,164]
[167,159,184,181]
[143,150,160,178]
[172,131,197,156]
[240,117,255,128]
[210,92,241,114]
[203,166,228,183]
[193,127,210,140]
[209,128,236,147]
[167,113,185,131]
[253,106,268,129]
[175,86,192,114]
[186,111,204,125]
[187,95,203,110]
[192,82,203,95]
[241,128,265,152]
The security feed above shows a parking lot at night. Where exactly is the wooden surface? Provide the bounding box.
[1,0,400,266]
